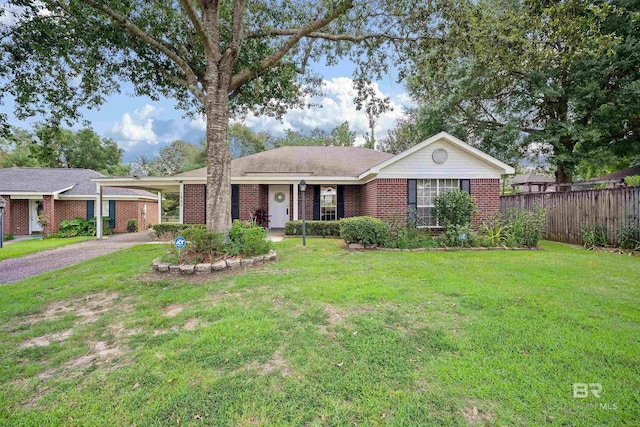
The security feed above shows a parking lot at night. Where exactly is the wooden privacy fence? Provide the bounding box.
[500,187,640,245]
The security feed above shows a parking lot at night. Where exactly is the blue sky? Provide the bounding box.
[1,3,414,163]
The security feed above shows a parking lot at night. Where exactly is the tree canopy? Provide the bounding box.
[401,0,640,182]
[1,0,423,231]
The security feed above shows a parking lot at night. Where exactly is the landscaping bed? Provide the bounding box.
[151,250,278,275]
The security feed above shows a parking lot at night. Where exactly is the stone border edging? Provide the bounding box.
[151,250,277,276]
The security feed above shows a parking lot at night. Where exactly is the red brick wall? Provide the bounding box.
[54,200,87,231]
[239,184,263,221]
[8,199,28,235]
[470,178,500,227]
[183,184,206,224]
[376,179,408,220]
[142,200,159,229]
[295,185,315,220]
[1,195,11,235]
[360,180,378,217]
[344,185,361,218]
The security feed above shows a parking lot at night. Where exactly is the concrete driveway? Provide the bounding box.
[0,231,156,285]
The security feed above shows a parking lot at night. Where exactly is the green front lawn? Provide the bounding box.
[0,240,637,425]
[0,236,93,261]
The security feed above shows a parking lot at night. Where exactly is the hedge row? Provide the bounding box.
[152,222,205,237]
[284,220,341,237]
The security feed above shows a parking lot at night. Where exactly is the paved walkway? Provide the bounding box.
[0,231,156,285]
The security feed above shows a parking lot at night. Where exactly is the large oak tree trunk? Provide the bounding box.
[205,87,232,233]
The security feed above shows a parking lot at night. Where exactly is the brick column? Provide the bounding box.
[1,195,10,235]
[42,195,56,235]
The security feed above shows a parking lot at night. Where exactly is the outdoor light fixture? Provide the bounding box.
[299,180,307,246]
[0,197,6,249]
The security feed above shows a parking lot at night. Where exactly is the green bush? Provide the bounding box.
[182,227,225,254]
[581,224,608,250]
[4,234,15,241]
[434,189,476,227]
[499,206,546,247]
[617,224,640,250]
[284,220,340,237]
[624,175,640,187]
[152,223,205,238]
[126,219,138,233]
[227,220,272,256]
[437,224,476,247]
[52,217,97,238]
[480,218,507,247]
[383,214,436,249]
[340,216,387,247]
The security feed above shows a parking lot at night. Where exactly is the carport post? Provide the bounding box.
[158,191,162,224]
[96,184,103,239]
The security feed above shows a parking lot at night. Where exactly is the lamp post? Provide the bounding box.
[299,180,307,246]
[0,197,6,249]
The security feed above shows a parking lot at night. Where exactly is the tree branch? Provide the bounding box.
[221,0,247,71]
[229,0,354,92]
[78,0,204,103]
[178,0,217,62]
[246,28,427,43]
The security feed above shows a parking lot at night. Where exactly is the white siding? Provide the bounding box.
[377,138,504,179]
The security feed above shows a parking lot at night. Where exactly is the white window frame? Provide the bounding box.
[416,179,460,228]
[320,186,337,221]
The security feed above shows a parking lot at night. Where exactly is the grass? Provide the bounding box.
[0,236,93,261]
[0,239,638,425]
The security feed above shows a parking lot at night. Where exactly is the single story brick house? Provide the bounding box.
[0,168,159,236]
[92,132,514,237]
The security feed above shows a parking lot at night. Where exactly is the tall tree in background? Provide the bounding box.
[2,1,422,232]
[271,121,356,147]
[0,127,39,167]
[228,123,269,159]
[405,0,640,183]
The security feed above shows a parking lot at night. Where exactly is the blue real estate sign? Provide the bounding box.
[174,237,186,249]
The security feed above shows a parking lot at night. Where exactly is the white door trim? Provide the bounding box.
[268,185,290,228]
[29,199,43,234]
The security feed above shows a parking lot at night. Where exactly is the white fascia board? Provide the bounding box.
[359,131,516,178]
[58,195,158,201]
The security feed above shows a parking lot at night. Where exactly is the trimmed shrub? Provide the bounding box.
[126,219,138,233]
[434,189,476,227]
[284,220,341,237]
[182,227,224,254]
[4,234,15,241]
[340,216,387,246]
[227,220,272,256]
[581,224,608,250]
[152,223,205,238]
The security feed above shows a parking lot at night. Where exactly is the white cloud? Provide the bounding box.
[190,114,206,132]
[111,104,158,145]
[233,77,410,145]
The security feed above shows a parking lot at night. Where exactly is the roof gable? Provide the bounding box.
[363,132,515,178]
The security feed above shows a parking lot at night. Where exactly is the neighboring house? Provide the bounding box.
[574,164,640,189]
[93,132,514,237]
[510,174,556,193]
[0,168,159,236]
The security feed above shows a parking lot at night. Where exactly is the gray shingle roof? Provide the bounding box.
[176,146,393,178]
[0,168,156,198]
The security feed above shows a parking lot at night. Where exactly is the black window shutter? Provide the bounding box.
[231,184,240,221]
[86,200,94,220]
[313,185,320,220]
[460,179,471,194]
[407,179,417,220]
[203,185,207,224]
[108,200,116,229]
[337,185,345,219]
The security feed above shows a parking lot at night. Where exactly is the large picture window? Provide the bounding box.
[416,179,459,227]
[320,186,337,221]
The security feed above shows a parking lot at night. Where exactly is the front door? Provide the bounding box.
[29,199,44,233]
[268,185,290,228]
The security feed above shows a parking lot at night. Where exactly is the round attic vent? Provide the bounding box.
[432,148,448,164]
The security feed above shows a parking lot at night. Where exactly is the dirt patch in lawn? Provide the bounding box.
[317,305,373,338]
[163,303,184,317]
[36,340,125,382]
[244,350,293,377]
[20,291,120,326]
[462,403,495,425]
[19,329,73,348]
